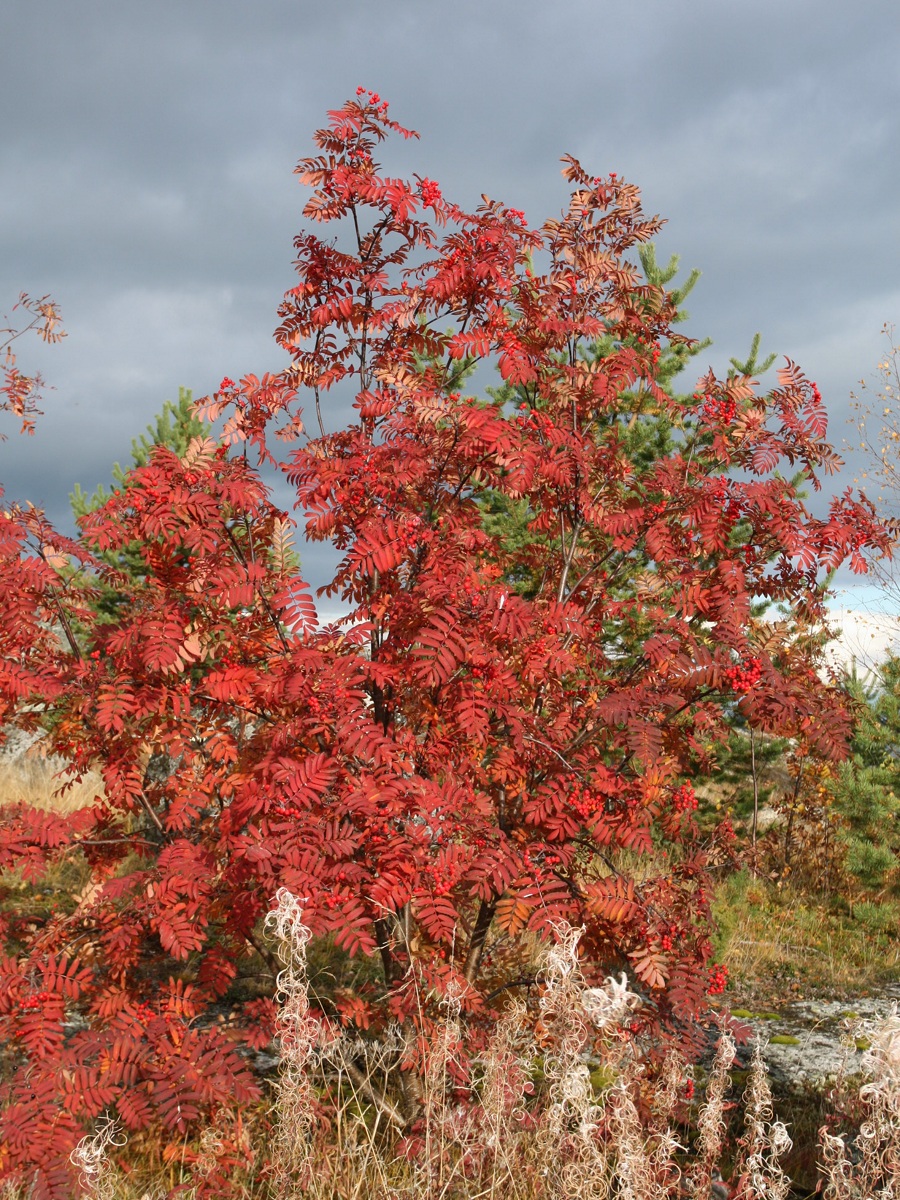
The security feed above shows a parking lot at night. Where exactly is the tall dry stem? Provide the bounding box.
[606,1061,683,1200]
[648,1048,687,1137]
[685,1028,736,1200]
[477,994,535,1195]
[69,1115,126,1200]
[535,922,639,1199]
[731,1044,792,1200]
[265,887,320,1196]
[820,1002,900,1198]
[415,978,472,1200]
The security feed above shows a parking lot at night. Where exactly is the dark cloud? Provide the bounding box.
[2,0,898,594]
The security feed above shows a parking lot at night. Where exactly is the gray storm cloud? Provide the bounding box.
[2,0,898,594]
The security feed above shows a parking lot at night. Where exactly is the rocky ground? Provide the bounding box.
[729,984,900,1091]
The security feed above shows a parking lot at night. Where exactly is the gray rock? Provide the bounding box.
[752,806,783,833]
[0,725,47,760]
[252,1050,281,1074]
[730,985,900,1093]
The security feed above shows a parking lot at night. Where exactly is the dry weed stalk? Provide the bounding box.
[534,923,638,1199]
[477,993,535,1192]
[264,887,322,1196]
[387,978,468,1200]
[821,1002,900,1199]
[685,1028,736,1199]
[649,1048,688,1137]
[69,1115,126,1200]
[607,1060,685,1200]
[731,1044,792,1200]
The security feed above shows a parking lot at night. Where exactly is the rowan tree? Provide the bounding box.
[0,93,891,1196]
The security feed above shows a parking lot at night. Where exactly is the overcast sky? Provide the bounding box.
[2,0,898,605]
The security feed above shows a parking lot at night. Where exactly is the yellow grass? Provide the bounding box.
[713,870,900,999]
[0,742,105,813]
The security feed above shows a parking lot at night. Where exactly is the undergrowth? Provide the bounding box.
[713,871,900,1001]
[58,891,900,1200]
[3,746,898,1196]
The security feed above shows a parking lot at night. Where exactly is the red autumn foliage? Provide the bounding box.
[0,95,890,1196]
[0,292,65,438]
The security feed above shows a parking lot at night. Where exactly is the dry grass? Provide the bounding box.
[0,736,105,814]
[57,896,900,1200]
[713,871,900,1000]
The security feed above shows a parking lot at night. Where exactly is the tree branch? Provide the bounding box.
[244,929,279,979]
[463,899,496,984]
[223,525,292,653]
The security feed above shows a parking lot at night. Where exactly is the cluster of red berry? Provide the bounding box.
[707,963,729,995]
[718,819,738,845]
[659,931,675,951]
[126,490,151,514]
[709,477,730,504]
[218,376,235,394]
[568,780,599,821]
[514,403,551,431]
[671,783,698,813]
[347,145,372,165]
[701,393,738,425]
[129,1001,157,1027]
[468,662,497,684]
[394,514,423,555]
[271,801,304,821]
[700,478,742,529]
[523,846,563,870]
[111,475,178,516]
[419,865,459,897]
[361,818,406,848]
[634,335,661,368]
[419,178,442,207]
[17,990,52,1012]
[724,657,762,693]
[334,458,398,512]
[355,87,389,114]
